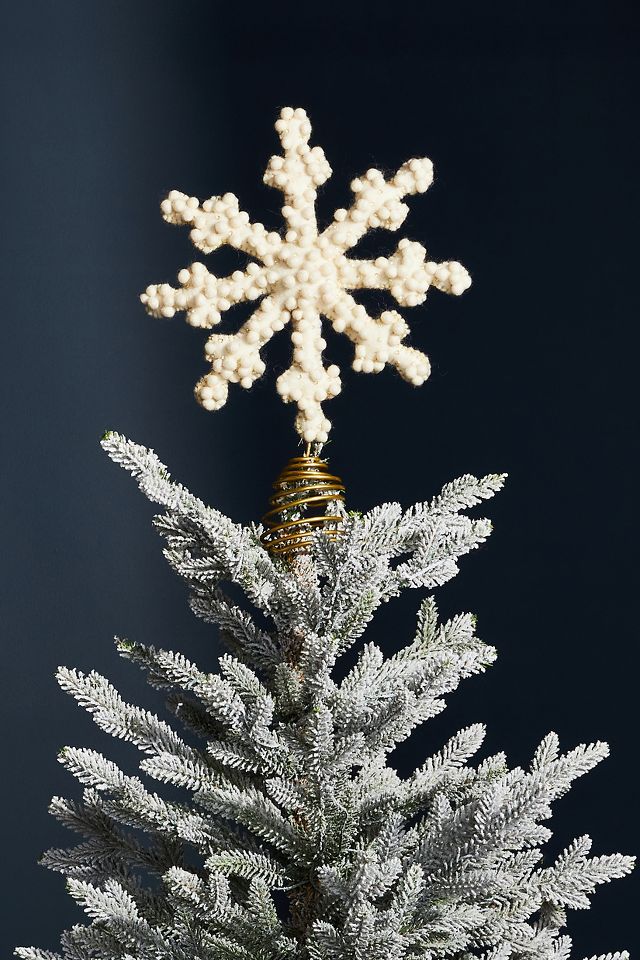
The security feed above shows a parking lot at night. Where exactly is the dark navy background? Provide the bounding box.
[2,1,638,953]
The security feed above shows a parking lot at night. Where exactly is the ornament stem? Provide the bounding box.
[261,453,346,559]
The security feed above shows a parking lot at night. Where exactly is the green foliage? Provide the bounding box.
[16,435,633,960]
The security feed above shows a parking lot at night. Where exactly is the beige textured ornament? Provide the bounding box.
[141,107,471,443]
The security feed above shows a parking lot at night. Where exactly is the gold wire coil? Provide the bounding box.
[260,453,346,559]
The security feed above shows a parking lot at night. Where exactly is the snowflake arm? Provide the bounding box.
[321,159,433,252]
[274,303,341,443]
[142,260,269,329]
[195,295,282,410]
[140,106,471,442]
[157,189,283,261]
[322,289,429,384]
[340,240,472,306]
[264,107,332,239]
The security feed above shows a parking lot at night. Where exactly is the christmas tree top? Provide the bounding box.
[15,104,634,960]
[141,106,471,444]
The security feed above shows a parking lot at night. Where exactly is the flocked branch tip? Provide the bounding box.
[141,106,471,443]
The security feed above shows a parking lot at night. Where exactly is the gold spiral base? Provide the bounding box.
[260,453,346,559]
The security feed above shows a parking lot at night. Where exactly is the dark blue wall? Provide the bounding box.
[2,1,638,954]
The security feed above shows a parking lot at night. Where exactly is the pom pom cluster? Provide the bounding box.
[141,107,471,443]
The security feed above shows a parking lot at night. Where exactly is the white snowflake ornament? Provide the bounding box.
[141,107,471,443]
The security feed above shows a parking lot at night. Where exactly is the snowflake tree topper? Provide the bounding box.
[141,107,471,444]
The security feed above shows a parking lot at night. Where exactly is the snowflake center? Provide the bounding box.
[271,239,338,310]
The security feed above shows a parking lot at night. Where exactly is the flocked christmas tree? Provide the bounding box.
[17,107,633,960]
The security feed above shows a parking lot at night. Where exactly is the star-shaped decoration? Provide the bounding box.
[141,107,471,443]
